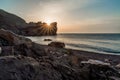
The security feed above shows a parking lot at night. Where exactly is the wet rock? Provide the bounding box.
[81,59,110,66]
[44,39,52,41]
[48,41,65,48]
[116,63,120,68]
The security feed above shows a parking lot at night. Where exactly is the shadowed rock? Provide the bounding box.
[0,29,32,47]
[48,41,65,48]
[0,56,39,80]
[21,22,57,36]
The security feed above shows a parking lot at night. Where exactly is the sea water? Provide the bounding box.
[28,34,120,54]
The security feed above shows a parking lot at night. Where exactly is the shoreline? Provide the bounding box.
[27,33,120,56]
[71,48,120,63]
[66,47,120,56]
[37,43,120,65]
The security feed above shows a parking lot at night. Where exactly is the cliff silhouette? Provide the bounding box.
[0,9,57,36]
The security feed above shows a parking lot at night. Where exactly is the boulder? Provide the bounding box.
[0,56,39,80]
[48,41,65,48]
[81,59,120,80]
[44,39,52,41]
[0,29,32,47]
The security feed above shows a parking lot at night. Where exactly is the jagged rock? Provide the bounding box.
[0,29,32,47]
[81,59,120,80]
[48,41,65,48]
[0,29,33,56]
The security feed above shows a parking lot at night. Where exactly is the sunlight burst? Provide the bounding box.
[46,19,52,25]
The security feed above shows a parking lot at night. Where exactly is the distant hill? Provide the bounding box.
[0,9,57,36]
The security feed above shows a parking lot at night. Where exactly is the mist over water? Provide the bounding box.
[28,34,120,54]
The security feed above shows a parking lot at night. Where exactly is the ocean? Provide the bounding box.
[28,34,120,54]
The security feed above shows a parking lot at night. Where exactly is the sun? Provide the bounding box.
[46,19,52,25]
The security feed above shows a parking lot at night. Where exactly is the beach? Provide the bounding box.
[36,43,120,65]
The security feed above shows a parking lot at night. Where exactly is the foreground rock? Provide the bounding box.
[0,56,39,80]
[0,9,57,36]
[48,41,65,48]
[0,29,120,80]
[81,61,120,80]
[0,29,32,47]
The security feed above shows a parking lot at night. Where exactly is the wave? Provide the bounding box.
[27,33,120,54]
[66,43,120,54]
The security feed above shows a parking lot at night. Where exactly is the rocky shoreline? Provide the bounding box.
[0,29,120,80]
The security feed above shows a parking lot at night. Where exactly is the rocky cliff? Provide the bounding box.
[0,9,57,36]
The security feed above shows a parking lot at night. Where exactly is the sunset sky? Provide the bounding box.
[0,0,120,33]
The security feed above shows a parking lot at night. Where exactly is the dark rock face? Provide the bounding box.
[81,60,120,80]
[48,41,65,48]
[0,29,32,47]
[0,29,120,80]
[0,9,26,34]
[0,9,57,36]
[21,22,57,36]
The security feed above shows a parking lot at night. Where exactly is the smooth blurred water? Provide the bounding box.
[27,33,120,54]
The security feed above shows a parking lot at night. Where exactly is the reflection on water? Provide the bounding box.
[27,34,120,54]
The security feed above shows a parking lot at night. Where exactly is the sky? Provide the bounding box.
[0,0,120,33]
